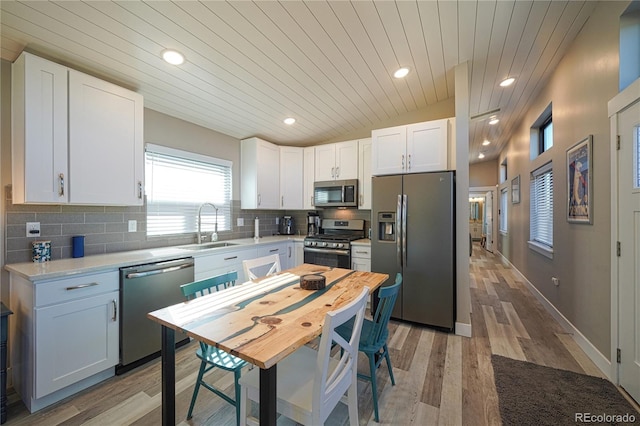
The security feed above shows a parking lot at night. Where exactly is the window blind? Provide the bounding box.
[145,144,232,237]
[530,163,553,247]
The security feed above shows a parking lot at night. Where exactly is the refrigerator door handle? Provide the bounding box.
[402,194,408,267]
[397,194,402,266]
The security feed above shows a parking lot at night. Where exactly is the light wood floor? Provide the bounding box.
[5,244,612,425]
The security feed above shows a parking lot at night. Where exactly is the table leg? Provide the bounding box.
[161,325,175,426]
[259,365,277,426]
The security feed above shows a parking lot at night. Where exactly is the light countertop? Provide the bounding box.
[5,235,304,282]
[351,239,371,246]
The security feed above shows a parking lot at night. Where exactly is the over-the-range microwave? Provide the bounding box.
[314,179,358,208]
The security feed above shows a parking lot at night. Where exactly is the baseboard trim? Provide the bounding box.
[455,321,472,338]
[497,252,612,380]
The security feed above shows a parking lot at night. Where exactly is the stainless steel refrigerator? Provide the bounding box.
[371,171,455,331]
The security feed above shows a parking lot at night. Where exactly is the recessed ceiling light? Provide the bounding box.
[483,140,491,146]
[500,77,515,87]
[283,117,296,125]
[393,67,410,79]
[478,153,485,159]
[162,49,185,65]
[489,117,500,125]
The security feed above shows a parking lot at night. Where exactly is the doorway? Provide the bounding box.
[469,186,497,253]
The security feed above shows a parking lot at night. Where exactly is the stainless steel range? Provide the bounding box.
[303,219,365,268]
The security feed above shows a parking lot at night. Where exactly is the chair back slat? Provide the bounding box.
[181,271,239,300]
[363,273,402,347]
[314,287,369,422]
[242,254,281,281]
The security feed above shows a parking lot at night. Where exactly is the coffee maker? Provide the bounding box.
[307,212,320,236]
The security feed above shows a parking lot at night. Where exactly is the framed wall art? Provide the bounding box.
[567,135,593,224]
[511,175,520,204]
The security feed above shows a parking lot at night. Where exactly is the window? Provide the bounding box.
[499,187,508,233]
[539,116,553,153]
[500,158,508,184]
[145,144,232,237]
[529,162,553,257]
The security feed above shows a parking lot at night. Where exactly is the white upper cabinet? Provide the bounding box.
[12,52,69,204]
[372,118,449,176]
[241,137,280,209]
[11,52,144,205]
[303,146,315,210]
[358,138,372,209]
[68,70,144,205]
[314,140,358,181]
[279,146,303,209]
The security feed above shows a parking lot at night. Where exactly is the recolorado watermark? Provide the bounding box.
[575,412,636,423]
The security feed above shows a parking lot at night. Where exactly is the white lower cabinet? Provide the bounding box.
[10,270,119,412]
[195,246,258,283]
[351,244,371,272]
[294,241,305,266]
[258,243,291,270]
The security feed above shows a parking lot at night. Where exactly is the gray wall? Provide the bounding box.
[497,1,626,358]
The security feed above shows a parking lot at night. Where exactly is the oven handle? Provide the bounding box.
[303,247,350,256]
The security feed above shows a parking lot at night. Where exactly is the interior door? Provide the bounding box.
[485,190,494,252]
[618,97,640,403]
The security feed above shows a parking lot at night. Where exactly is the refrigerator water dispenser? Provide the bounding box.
[377,212,396,241]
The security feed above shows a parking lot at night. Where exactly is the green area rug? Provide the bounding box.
[492,355,639,425]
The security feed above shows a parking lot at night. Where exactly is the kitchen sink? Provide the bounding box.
[180,242,239,250]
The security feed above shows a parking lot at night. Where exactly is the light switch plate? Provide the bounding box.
[237,218,244,227]
[26,222,41,237]
[128,220,137,232]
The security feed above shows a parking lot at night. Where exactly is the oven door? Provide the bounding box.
[304,247,351,269]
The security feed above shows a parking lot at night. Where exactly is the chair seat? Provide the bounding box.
[336,318,388,353]
[197,345,247,371]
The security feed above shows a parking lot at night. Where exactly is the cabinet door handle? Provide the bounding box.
[66,282,99,291]
[58,173,65,197]
[138,181,143,199]
[112,299,117,322]
[281,195,284,207]
[335,166,340,178]
[408,154,412,170]
[224,255,238,261]
[258,194,261,206]
[359,194,363,206]
[288,246,292,257]
[355,250,369,255]
[401,154,405,169]
[311,196,314,206]
[331,167,335,178]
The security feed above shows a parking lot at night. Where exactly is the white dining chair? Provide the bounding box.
[242,254,281,280]
[238,286,369,426]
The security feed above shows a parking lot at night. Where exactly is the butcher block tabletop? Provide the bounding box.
[147,264,389,369]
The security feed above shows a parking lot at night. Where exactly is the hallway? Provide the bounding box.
[5,244,620,425]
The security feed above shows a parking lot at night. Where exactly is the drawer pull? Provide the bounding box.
[224,256,238,261]
[269,249,279,253]
[66,282,99,291]
[355,251,369,254]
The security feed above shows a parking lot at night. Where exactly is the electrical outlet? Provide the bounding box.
[552,277,559,286]
[128,220,137,232]
[275,217,280,225]
[237,217,244,227]
[26,222,40,237]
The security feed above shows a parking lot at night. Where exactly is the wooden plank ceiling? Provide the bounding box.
[0,0,597,162]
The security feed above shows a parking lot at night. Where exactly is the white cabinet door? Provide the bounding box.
[335,140,358,180]
[303,147,315,209]
[314,144,336,181]
[406,119,448,173]
[35,291,118,398]
[294,241,305,266]
[241,138,280,209]
[195,247,257,282]
[358,139,372,209]
[352,258,371,272]
[257,243,289,271]
[11,52,69,204]
[279,146,303,209]
[371,125,407,176]
[68,70,144,205]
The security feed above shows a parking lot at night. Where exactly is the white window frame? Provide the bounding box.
[145,144,232,238]
[499,187,508,234]
[528,162,554,258]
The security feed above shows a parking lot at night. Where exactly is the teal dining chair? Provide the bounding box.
[336,272,402,422]
[180,271,247,426]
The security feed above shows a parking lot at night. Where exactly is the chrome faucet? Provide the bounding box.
[197,202,218,244]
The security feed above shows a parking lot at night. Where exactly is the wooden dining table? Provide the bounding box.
[147,263,389,426]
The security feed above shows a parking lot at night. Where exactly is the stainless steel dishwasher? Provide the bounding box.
[117,257,194,374]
